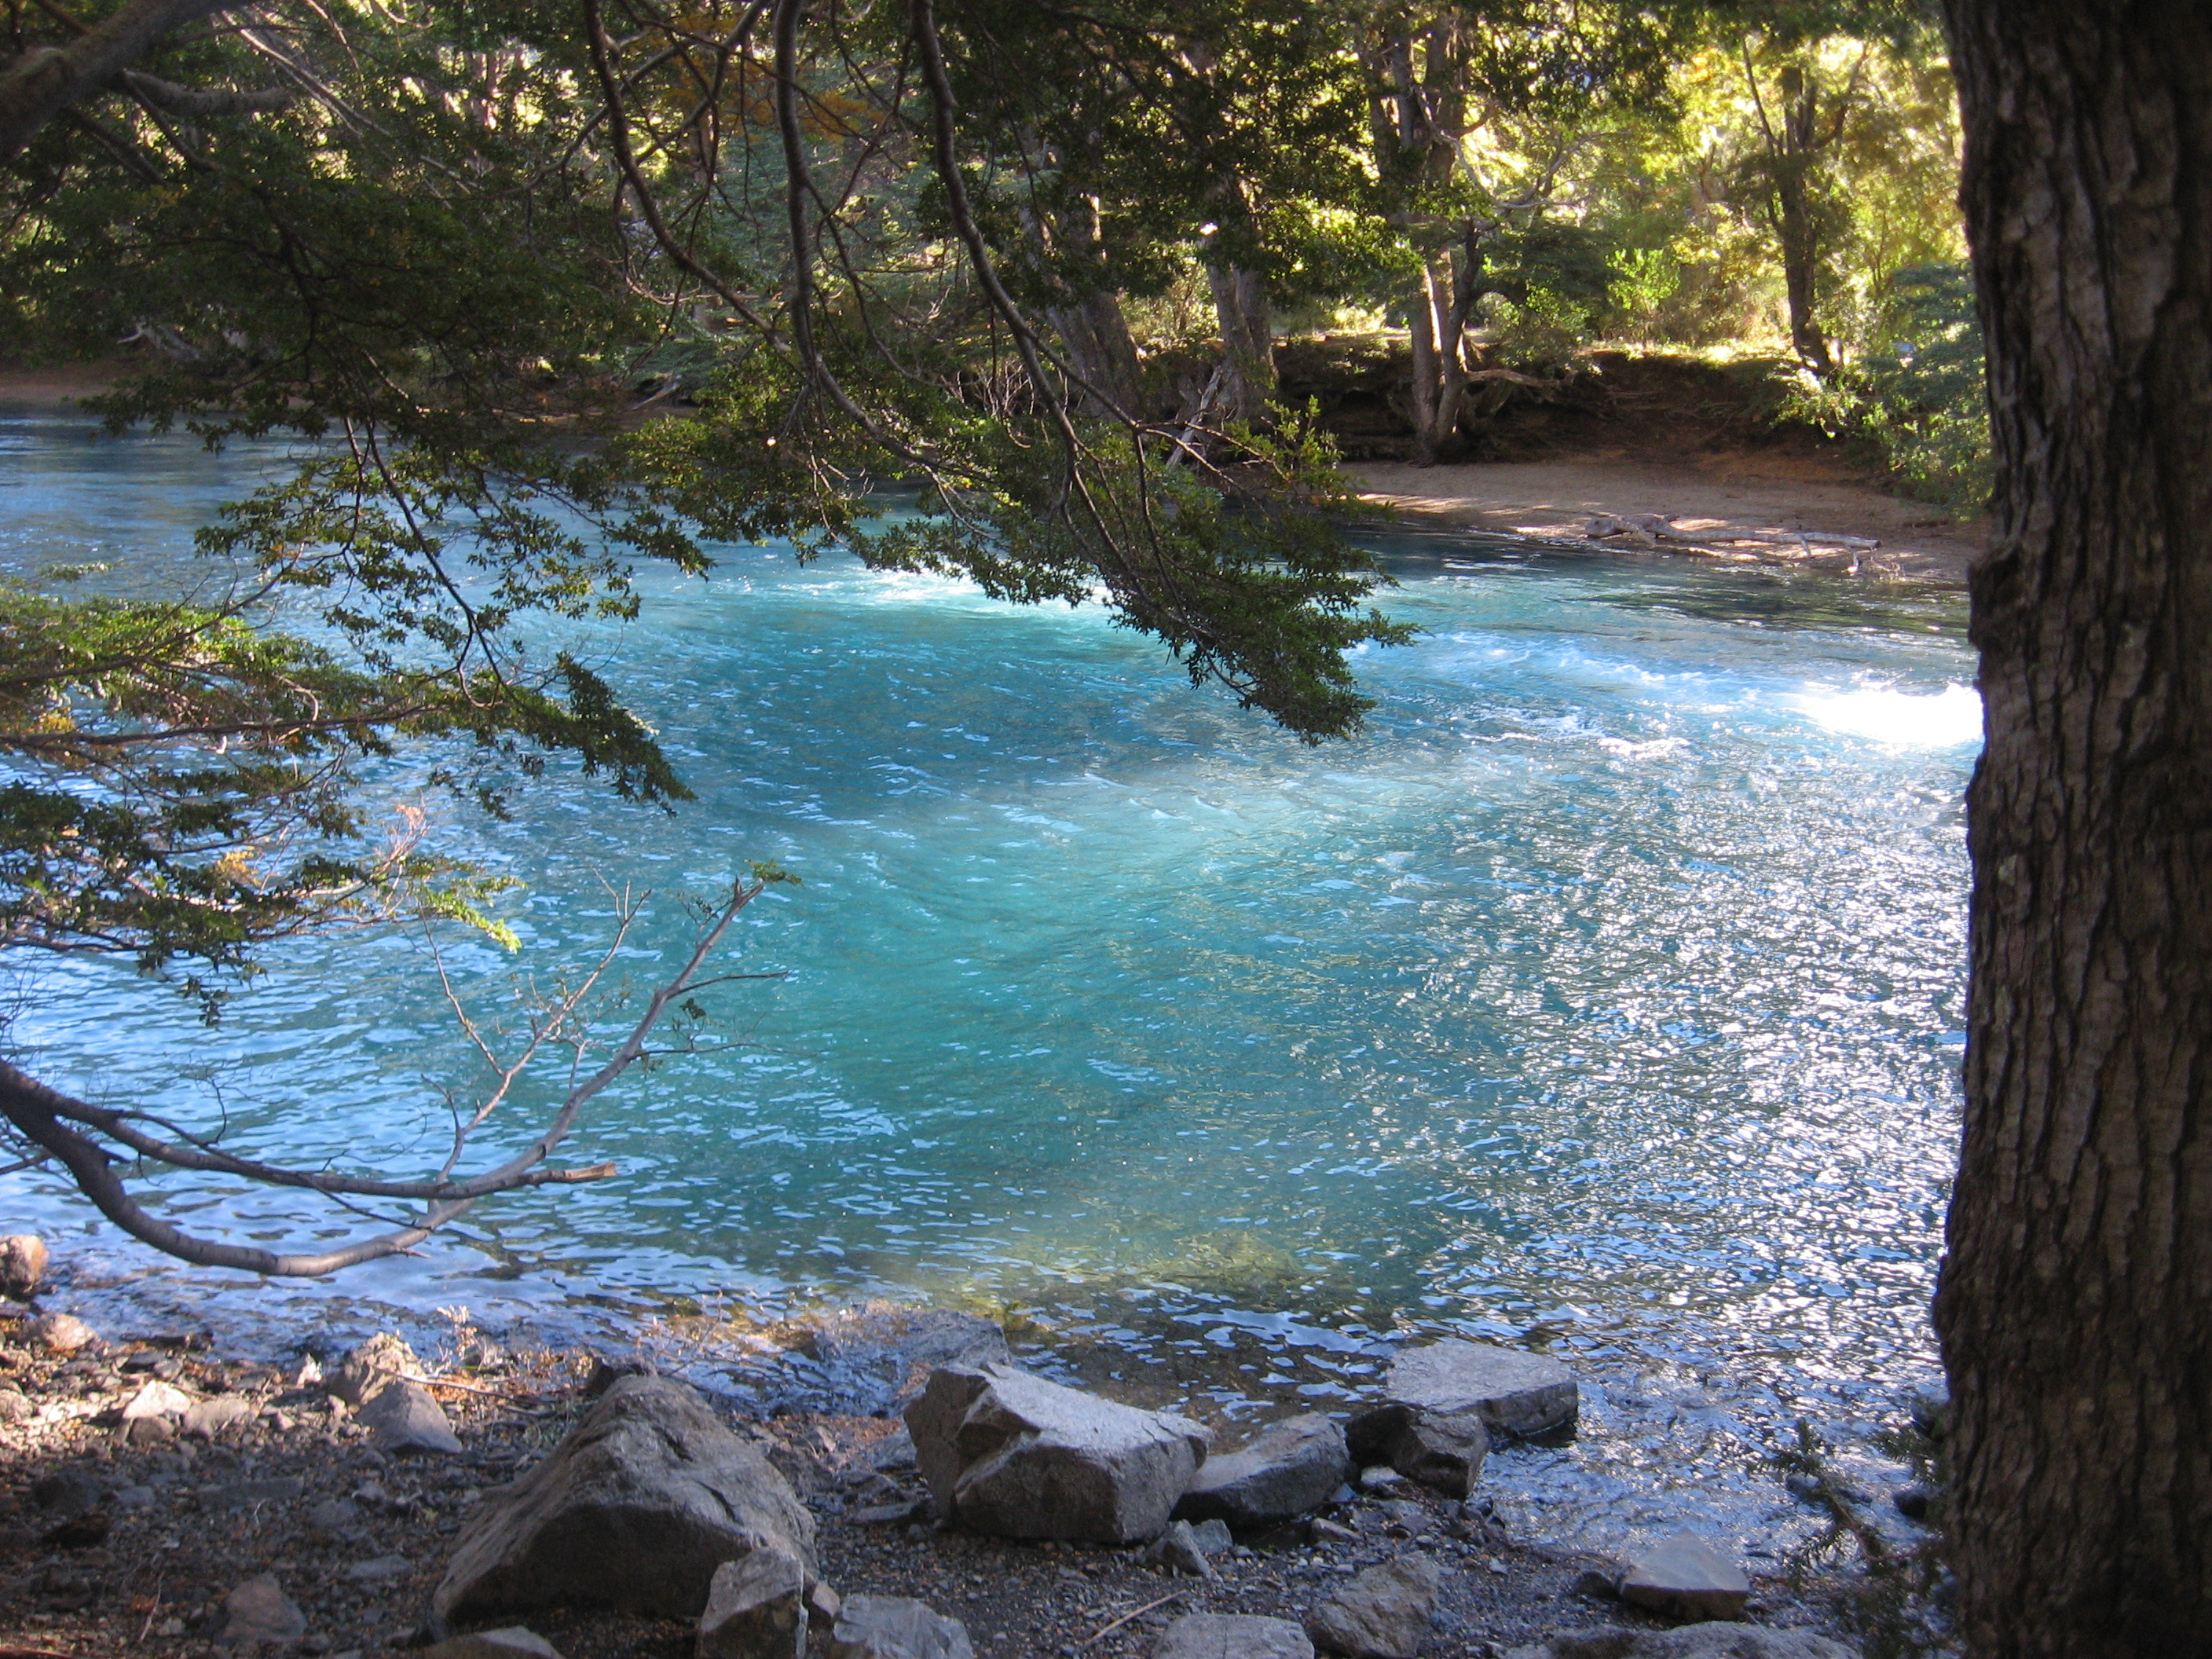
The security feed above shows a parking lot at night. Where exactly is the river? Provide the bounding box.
[0,408,1975,1558]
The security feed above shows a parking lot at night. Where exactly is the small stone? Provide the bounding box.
[1153,1613,1315,1659]
[331,1333,422,1406]
[32,1469,105,1520]
[1569,1565,1621,1600]
[1894,1485,1936,1522]
[218,1573,306,1650]
[808,1582,844,1627]
[1188,1518,1233,1556]
[346,1555,412,1584]
[1908,1382,1950,1439]
[828,1595,974,1659]
[29,1312,96,1354]
[0,1387,31,1423]
[1302,1555,1439,1659]
[697,1547,808,1658]
[422,1629,564,1659]
[361,1381,463,1454]
[123,1379,194,1420]
[1356,1466,1404,1492]
[203,1476,307,1511]
[306,1497,366,1538]
[1502,1626,1856,1659]
[1144,1519,1218,1579]
[0,1235,47,1300]
[1619,1531,1752,1622]
[112,1484,157,1511]
[852,1499,930,1525]
[126,1415,177,1446]
[183,1395,258,1438]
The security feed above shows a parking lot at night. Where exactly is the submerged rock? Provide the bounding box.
[799,1305,1011,1412]
[1618,1533,1751,1622]
[1174,1413,1351,1528]
[434,1374,815,1621]
[905,1364,1210,1544]
[1155,1613,1316,1659]
[1302,1555,1439,1659]
[827,1595,975,1659]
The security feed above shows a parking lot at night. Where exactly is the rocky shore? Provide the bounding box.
[0,1243,1941,1659]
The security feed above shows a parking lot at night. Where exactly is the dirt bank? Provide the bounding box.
[1350,458,1985,586]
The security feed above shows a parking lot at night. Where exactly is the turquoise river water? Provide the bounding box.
[0,410,1978,1555]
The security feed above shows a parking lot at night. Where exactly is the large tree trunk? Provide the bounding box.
[1205,262,1275,430]
[1043,289,1141,418]
[1935,5,2212,1656]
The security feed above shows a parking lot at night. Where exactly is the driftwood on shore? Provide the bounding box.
[1583,511,1886,570]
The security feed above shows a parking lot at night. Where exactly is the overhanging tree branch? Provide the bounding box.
[0,0,232,158]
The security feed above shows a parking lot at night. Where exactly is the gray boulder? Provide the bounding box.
[1344,1403,1488,1500]
[1303,1555,1440,1659]
[698,1547,808,1659]
[905,1364,1210,1544]
[827,1595,975,1659]
[1155,1613,1316,1659]
[1174,1414,1350,1528]
[1379,1341,1578,1440]
[1502,1627,1855,1659]
[1619,1533,1751,1622]
[361,1381,463,1454]
[434,1375,815,1622]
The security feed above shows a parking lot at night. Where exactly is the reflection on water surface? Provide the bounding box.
[0,413,1972,1554]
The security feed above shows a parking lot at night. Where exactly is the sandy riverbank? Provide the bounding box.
[1350,460,1985,588]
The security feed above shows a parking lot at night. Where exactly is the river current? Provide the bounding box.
[0,410,1976,1557]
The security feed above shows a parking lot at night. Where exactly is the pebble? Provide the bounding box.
[421,1629,563,1659]
[218,1573,307,1649]
[1619,1531,1751,1621]
[29,1312,96,1354]
[346,1555,412,1583]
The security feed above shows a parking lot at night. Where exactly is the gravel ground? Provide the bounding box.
[0,1317,1870,1658]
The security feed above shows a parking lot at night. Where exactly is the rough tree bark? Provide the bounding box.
[1934,5,2212,1656]
[1205,262,1276,430]
[1043,288,1141,417]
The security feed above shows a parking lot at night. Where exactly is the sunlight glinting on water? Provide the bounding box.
[2,420,1972,1492]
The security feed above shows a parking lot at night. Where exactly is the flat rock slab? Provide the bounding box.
[1155,1613,1316,1659]
[1382,1341,1578,1440]
[423,1629,565,1659]
[1503,1626,1856,1659]
[698,1547,808,1659]
[1303,1555,1440,1659]
[434,1374,815,1621]
[1620,1533,1752,1622]
[361,1380,463,1454]
[828,1595,976,1659]
[218,1573,305,1650]
[1176,1413,1351,1528]
[906,1364,1210,1544]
